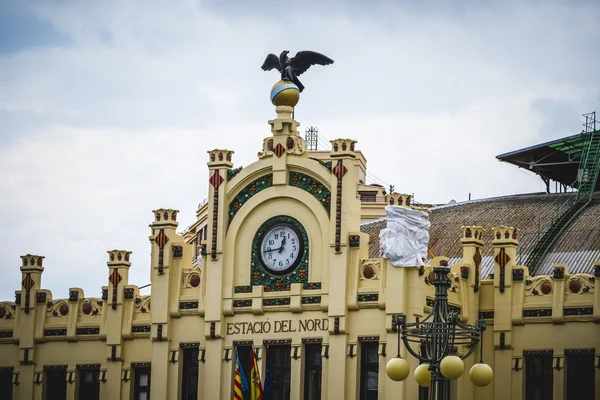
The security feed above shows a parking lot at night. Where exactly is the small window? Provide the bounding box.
[304,344,322,400]
[566,351,595,400]
[525,352,553,400]
[359,342,379,400]
[0,369,13,400]
[77,366,100,400]
[181,349,199,400]
[133,367,151,400]
[359,192,377,203]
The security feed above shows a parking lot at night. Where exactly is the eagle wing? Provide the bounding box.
[261,53,281,72]
[290,51,334,76]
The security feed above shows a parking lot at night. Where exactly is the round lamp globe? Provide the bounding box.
[414,363,432,387]
[440,355,464,379]
[386,357,410,381]
[469,363,493,387]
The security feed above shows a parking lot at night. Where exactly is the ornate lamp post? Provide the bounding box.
[386,262,493,400]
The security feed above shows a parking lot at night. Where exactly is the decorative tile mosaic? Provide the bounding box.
[179,301,199,310]
[301,296,321,305]
[132,325,151,333]
[522,309,552,318]
[357,293,378,302]
[228,174,273,225]
[262,298,291,307]
[288,172,331,215]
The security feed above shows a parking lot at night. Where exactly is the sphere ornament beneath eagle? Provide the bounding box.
[262,50,333,106]
[270,80,300,107]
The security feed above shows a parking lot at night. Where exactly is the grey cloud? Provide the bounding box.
[0,1,599,299]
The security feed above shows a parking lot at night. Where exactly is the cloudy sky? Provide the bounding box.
[1,0,599,300]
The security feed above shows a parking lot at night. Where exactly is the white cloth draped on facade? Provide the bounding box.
[379,205,431,267]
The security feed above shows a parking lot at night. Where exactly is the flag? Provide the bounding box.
[239,352,250,393]
[263,348,272,400]
[234,350,249,400]
[250,347,264,400]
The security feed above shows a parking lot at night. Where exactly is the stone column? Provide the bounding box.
[103,250,131,400]
[17,254,45,400]
[491,226,519,400]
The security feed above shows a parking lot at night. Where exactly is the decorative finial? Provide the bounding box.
[261,50,334,106]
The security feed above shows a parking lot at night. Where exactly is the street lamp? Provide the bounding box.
[386,262,493,400]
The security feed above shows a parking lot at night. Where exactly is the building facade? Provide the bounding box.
[0,102,599,400]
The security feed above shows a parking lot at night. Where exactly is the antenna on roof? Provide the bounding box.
[305,126,319,151]
[583,111,598,133]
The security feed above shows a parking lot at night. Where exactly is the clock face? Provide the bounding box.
[259,223,303,274]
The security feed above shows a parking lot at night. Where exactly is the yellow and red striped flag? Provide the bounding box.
[250,347,264,400]
[234,353,244,400]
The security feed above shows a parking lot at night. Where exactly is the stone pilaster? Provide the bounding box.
[326,138,361,400]
[327,334,348,400]
[384,260,422,400]
[457,226,484,400]
[460,226,485,295]
[385,192,412,207]
[594,262,600,322]
[290,343,302,400]
[149,209,180,400]
[551,264,567,324]
[491,226,519,400]
[103,250,131,400]
[258,106,306,185]
[17,254,45,400]
[202,150,234,400]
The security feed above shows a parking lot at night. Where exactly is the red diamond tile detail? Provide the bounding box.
[273,143,286,158]
[332,161,348,180]
[155,229,169,249]
[473,248,482,267]
[495,248,510,267]
[209,171,224,188]
[109,269,122,286]
[22,274,34,291]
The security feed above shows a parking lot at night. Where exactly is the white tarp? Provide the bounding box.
[379,205,431,267]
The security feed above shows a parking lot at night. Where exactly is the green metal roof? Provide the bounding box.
[496,131,597,190]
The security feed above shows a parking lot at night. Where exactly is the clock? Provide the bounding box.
[259,222,304,275]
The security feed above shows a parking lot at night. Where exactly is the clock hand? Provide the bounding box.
[279,236,286,253]
[264,246,282,252]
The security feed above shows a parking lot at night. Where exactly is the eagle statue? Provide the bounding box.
[261,50,334,92]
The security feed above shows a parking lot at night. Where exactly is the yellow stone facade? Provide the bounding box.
[0,102,599,400]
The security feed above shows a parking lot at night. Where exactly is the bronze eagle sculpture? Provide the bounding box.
[261,50,334,92]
